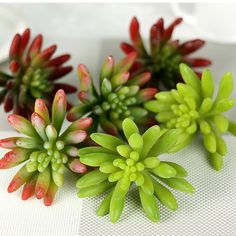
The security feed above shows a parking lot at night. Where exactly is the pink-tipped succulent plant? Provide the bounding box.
[121,17,211,89]
[0,28,76,118]
[0,90,92,206]
[67,53,157,135]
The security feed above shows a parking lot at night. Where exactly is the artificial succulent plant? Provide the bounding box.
[145,63,236,171]
[67,53,157,135]
[0,28,76,118]
[0,90,92,206]
[77,118,195,223]
[121,17,211,89]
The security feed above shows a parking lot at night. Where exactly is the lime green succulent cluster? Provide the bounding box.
[145,64,236,171]
[77,118,195,223]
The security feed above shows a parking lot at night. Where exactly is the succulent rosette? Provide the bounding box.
[67,53,157,135]
[0,28,76,118]
[121,17,211,89]
[77,118,195,223]
[145,63,236,171]
[0,90,92,206]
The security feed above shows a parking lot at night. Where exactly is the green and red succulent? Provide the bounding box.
[67,53,157,135]
[121,17,211,89]
[0,90,92,206]
[0,28,76,118]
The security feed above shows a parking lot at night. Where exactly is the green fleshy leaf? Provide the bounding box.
[139,187,160,223]
[76,169,109,188]
[90,133,123,152]
[122,118,139,140]
[215,72,234,102]
[179,63,201,96]
[148,129,182,156]
[201,69,214,98]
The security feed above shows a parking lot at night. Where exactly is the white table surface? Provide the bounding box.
[0,3,236,236]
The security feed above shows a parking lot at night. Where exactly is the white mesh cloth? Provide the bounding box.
[79,135,236,236]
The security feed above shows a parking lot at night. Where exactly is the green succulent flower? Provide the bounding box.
[77,118,195,223]
[145,63,236,171]
[67,53,157,135]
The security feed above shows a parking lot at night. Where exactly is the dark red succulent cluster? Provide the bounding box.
[121,17,212,89]
[0,28,76,118]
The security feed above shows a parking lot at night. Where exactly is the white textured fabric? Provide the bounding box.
[79,136,236,236]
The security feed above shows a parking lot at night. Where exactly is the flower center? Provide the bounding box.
[22,67,52,98]
[166,104,199,134]
[26,139,68,174]
[93,92,136,120]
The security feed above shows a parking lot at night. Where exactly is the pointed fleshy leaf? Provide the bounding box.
[34,98,50,124]
[68,158,87,173]
[141,172,154,195]
[139,187,160,223]
[0,137,19,149]
[129,17,146,53]
[62,117,93,137]
[77,180,114,198]
[77,64,93,92]
[97,190,113,217]
[159,177,195,194]
[35,167,51,199]
[76,169,108,188]
[141,125,161,158]
[52,89,67,132]
[63,130,87,145]
[8,165,34,193]
[109,178,130,223]
[153,180,178,211]
[67,104,88,121]
[0,148,31,169]
[16,137,42,149]
[44,181,58,206]
[114,52,137,73]
[100,116,118,136]
[122,118,139,140]
[100,56,114,82]
[111,72,129,89]
[148,129,182,156]
[21,174,37,200]
[8,114,40,139]
[31,112,47,141]
[9,34,21,59]
[215,72,234,102]
[179,63,201,96]
[101,78,112,96]
[90,133,123,152]
[127,72,151,86]
[201,69,214,98]
[135,88,157,104]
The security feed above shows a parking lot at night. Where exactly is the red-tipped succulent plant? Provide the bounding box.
[67,53,157,135]
[0,90,92,206]
[121,17,211,89]
[0,28,76,118]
